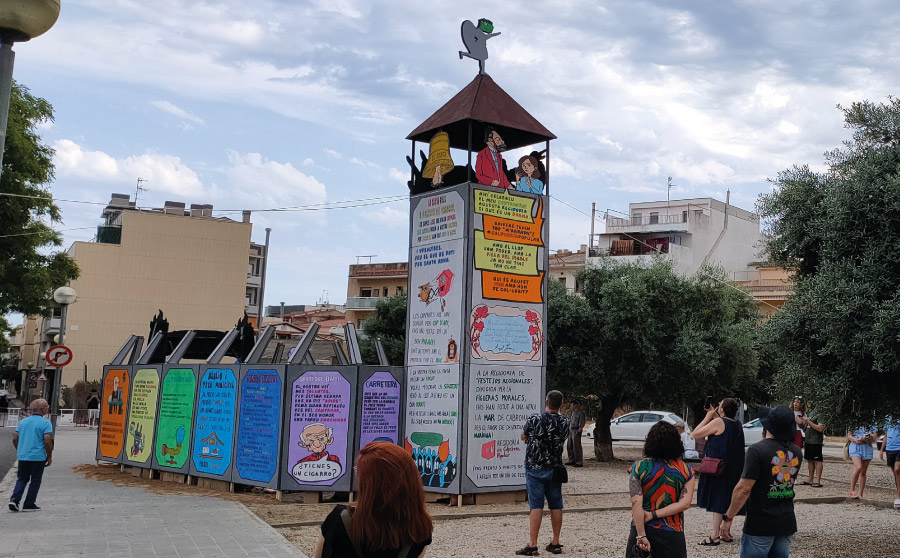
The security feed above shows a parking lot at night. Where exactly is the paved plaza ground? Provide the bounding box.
[3,428,899,557]
[0,427,307,558]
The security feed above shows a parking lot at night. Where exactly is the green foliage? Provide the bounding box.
[359,295,407,365]
[547,259,760,460]
[0,82,79,321]
[758,98,900,427]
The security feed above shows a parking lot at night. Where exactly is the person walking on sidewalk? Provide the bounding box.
[879,417,900,509]
[721,406,802,558]
[9,398,53,512]
[565,399,585,467]
[517,390,570,556]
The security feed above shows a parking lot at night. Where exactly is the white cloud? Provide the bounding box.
[223,151,327,207]
[52,139,204,196]
[350,157,383,179]
[151,100,204,128]
[388,167,408,185]
[323,149,341,159]
[361,205,407,229]
[302,158,315,167]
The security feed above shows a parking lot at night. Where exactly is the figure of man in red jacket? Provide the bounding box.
[476,127,511,188]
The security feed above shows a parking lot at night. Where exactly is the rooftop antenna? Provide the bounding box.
[317,290,330,306]
[134,177,149,205]
[667,176,676,216]
[356,255,377,264]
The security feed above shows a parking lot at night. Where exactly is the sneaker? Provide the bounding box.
[22,505,40,511]
[8,502,18,512]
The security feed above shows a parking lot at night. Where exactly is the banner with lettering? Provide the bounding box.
[233,366,284,489]
[190,366,239,480]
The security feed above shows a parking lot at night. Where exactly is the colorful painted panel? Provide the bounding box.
[98,368,130,460]
[124,368,159,465]
[235,369,282,484]
[407,238,465,366]
[287,371,351,486]
[469,305,544,362]
[154,368,196,470]
[412,191,464,247]
[192,368,237,477]
[466,364,542,488]
[404,364,460,491]
[359,371,402,448]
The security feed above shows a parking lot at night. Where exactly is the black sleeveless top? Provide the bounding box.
[320,505,432,558]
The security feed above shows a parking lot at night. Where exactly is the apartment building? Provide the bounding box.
[730,266,794,320]
[344,261,409,331]
[588,197,763,277]
[34,194,261,385]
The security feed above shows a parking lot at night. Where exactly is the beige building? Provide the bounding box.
[47,194,256,385]
[550,245,587,293]
[345,262,408,331]
[730,266,794,320]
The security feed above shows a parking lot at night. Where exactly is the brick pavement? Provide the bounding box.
[0,426,308,558]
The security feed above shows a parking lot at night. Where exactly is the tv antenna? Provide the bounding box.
[317,290,330,306]
[134,177,149,205]
[667,176,676,214]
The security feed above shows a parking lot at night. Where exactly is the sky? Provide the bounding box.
[12,0,900,309]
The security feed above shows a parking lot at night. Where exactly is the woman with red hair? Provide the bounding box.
[314,442,434,558]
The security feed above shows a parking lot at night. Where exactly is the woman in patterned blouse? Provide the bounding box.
[627,421,696,558]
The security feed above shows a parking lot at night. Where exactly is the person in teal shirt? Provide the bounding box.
[879,417,900,509]
[9,398,53,512]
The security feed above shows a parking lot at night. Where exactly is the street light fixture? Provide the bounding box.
[50,284,75,429]
[0,0,61,171]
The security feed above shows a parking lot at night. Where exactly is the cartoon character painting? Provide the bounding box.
[160,425,186,465]
[291,423,344,483]
[418,269,455,312]
[404,432,457,488]
[458,18,500,75]
[445,337,459,363]
[475,127,512,189]
[107,375,124,414]
[129,422,145,457]
[515,154,544,194]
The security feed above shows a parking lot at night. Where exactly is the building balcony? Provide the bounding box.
[246,274,261,287]
[346,297,381,310]
[605,214,689,234]
[96,225,122,245]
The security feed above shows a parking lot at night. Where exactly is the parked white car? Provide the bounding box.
[743,418,764,446]
[584,410,690,441]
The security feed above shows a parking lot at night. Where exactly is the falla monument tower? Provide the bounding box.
[403,18,556,501]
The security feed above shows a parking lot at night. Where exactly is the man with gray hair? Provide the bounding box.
[9,398,53,512]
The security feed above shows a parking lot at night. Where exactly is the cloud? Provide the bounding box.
[151,100,204,129]
[350,157,383,179]
[388,167,408,185]
[323,148,341,159]
[222,151,327,207]
[52,139,204,196]
[361,205,407,229]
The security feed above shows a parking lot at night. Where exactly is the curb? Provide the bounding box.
[269,496,862,529]
[0,461,18,498]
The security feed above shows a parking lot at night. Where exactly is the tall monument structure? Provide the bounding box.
[403,19,555,498]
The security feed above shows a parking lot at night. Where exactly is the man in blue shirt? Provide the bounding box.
[879,417,900,509]
[9,398,54,512]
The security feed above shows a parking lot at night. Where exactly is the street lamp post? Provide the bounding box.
[0,0,61,172]
[50,285,75,430]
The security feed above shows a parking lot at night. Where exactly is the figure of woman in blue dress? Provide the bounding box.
[515,155,544,194]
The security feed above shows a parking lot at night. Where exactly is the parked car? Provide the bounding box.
[743,418,764,446]
[584,410,690,441]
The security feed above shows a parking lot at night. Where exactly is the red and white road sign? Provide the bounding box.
[46,345,73,367]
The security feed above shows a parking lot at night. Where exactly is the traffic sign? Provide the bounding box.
[46,345,73,367]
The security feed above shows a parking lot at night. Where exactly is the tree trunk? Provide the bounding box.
[593,405,617,462]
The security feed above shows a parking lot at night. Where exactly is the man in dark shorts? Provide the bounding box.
[801,413,825,487]
[517,390,569,556]
[721,406,802,558]
[879,418,900,509]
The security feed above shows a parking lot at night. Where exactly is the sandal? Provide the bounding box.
[515,546,539,556]
[545,543,563,554]
[699,537,721,546]
[849,492,859,499]
[893,498,900,509]
[810,483,823,488]
[720,535,735,543]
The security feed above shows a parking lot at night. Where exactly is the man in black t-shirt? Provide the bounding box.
[517,390,570,556]
[721,406,802,558]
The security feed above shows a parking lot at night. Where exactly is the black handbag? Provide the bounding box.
[552,464,568,484]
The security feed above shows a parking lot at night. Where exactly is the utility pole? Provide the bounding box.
[256,227,272,330]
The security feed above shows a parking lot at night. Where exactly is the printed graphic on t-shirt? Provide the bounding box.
[769,449,800,498]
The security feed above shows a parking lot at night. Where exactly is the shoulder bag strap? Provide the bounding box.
[396,545,413,558]
[340,508,365,558]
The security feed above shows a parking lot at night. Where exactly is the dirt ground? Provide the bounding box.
[75,448,900,557]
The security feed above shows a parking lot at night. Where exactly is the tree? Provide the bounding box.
[758,98,900,427]
[359,295,407,365]
[547,259,760,461]
[0,82,79,336]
